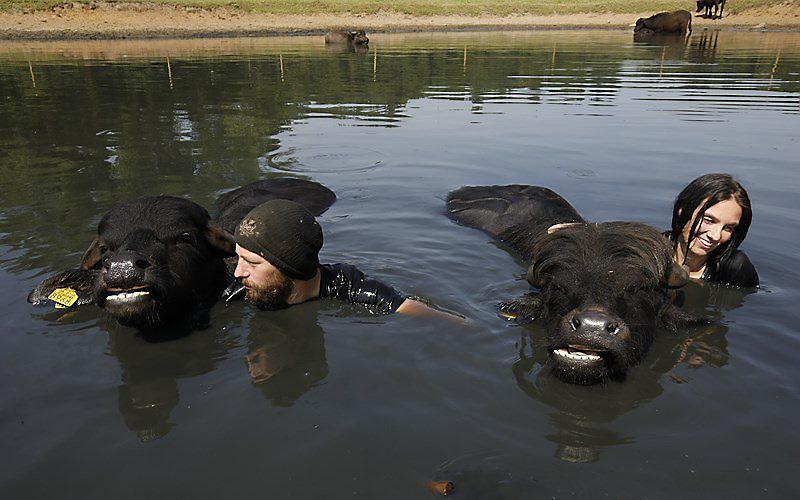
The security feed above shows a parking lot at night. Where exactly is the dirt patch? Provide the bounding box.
[1,2,799,39]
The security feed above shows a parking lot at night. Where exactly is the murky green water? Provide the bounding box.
[1,30,798,498]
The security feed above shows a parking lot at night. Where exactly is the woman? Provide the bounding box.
[669,173,758,288]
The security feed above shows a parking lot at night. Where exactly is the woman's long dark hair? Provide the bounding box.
[670,173,752,277]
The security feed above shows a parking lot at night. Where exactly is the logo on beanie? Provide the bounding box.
[239,217,257,237]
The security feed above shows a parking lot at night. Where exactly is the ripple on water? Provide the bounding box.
[264,145,386,174]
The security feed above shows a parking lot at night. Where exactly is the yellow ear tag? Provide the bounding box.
[48,287,79,308]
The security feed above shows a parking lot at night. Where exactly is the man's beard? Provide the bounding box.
[244,273,294,311]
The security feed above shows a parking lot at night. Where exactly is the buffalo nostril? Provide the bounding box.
[606,322,620,335]
[135,258,149,270]
[571,317,581,330]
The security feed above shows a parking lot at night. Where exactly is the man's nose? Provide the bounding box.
[234,261,248,278]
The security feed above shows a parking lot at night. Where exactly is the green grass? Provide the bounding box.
[0,0,787,16]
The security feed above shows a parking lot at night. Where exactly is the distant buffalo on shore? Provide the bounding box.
[325,30,369,46]
[697,0,726,19]
[634,10,693,36]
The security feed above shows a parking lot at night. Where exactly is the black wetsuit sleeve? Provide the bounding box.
[318,263,407,314]
[711,250,759,288]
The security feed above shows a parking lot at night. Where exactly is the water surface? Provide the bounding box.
[1,30,798,499]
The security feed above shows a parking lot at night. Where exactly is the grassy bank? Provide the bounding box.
[1,0,789,16]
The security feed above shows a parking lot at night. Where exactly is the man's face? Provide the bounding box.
[234,244,294,310]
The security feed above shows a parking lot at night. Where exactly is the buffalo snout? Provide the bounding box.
[104,251,151,289]
[567,307,624,338]
[549,307,632,384]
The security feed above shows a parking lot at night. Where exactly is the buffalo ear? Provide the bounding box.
[80,238,103,270]
[205,221,235,256]
[28,269,99,306]
[525,261,546,288]
[663,261,690,289]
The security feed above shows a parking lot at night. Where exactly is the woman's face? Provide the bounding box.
[681,197,743,259]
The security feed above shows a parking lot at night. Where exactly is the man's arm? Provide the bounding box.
[396,298,469,325]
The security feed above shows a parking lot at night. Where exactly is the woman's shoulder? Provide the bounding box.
[712,249,759,288]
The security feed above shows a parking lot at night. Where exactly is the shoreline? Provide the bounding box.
[1,4,800,40]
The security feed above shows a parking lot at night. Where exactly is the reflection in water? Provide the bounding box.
[632,31,691,55]
[108,307,329,440]
[665,282,755,377]
[692,30,721,63]
[325,43,370,56]
[244,308,328,407]
[118,379,178,442]
[107,319,235,442]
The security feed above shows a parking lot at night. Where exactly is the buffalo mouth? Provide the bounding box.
[548,344,615,384]
[100,284,156,307]
[551,345,609,367]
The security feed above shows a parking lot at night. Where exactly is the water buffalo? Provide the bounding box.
[28,178,336,330]
[324,30,369,45]
[697,0,725,19]
[634,10,692,35]
[446,185,708,384]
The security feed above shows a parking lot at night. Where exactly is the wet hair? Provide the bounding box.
[670,173,752,275]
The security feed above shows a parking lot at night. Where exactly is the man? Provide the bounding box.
[231,199,457,319]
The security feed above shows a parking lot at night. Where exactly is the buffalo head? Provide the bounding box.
[29,196,233,329]
[502,222,703,384]
[351,30,369,45]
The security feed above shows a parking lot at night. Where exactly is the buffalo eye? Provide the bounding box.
[176,232,195,245]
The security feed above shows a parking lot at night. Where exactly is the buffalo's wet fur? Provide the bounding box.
[28,178,336,331]
[446,185,708,385]
[211,177,337,234]
[528,222,675,291]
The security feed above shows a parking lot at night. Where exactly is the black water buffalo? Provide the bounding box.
[28,178,336,330]
[446,185,708,384]
[697,0,726,19]
[324,30,369,45]
[634,10,692,35]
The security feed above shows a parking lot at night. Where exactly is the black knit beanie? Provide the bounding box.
[235,199,323,280]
